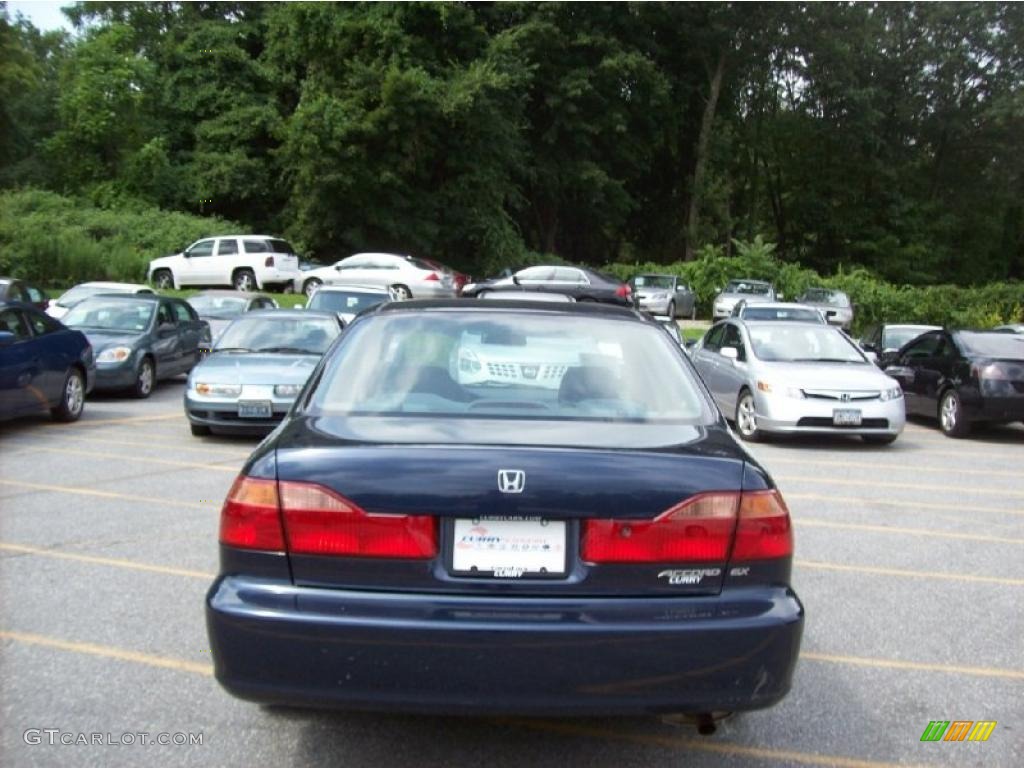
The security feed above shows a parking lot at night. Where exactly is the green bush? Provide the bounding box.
[604,238,1023,331]
[0,188,242,286]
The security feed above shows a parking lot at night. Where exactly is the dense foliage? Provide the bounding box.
[0,1,1022,284]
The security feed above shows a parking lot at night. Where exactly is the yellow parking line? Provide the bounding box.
[786,492,1024,518]
[0,479,209,510]
[504,720,931,768]
[795,559,1024,586]
[0,542,212,580]
[798,518,1024,545]
[802,651,1024,680]
[758,455,1022,479]
[8,434,251,460]
[777,474,1024,499]
[0,630,213,676]
[55,412,183,427]
[27,446,238,473]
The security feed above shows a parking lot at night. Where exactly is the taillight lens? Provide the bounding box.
[582,493,740,563]
[265,256,275,267]
[732,490,793,561]
[424,272,440,281]
[581,489,792,563]
[615,283,632,298]
[280,481,436,558]
[219,477,285,551]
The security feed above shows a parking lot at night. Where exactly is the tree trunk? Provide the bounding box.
[685,50,727,260]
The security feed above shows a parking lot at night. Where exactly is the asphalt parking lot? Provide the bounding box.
[1,380,1021,768]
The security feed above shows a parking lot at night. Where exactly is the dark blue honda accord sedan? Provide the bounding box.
[206,300,804,720]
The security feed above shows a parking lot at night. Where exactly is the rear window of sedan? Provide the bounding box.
[955,331,1024,358]
[310,312,710,424]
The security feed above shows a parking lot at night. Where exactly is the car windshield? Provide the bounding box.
[308,290,388,314]
[62,299,154,331]
[724,281,771,295]
[955,331,1024,358]
[747,324,867,363]
[883,327,934,350]
[635,276,674,289]
[215,315,340,354]
[742,307,822,323]
[801,289,849,307]
[187,295,249,318]
[311,312,709,423]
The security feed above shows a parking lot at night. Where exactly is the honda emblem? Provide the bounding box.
[497,469,526,494]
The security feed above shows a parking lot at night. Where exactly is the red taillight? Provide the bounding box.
[424,272,440,281]
[615,283,632,298]
[732,490,793,561]
[219,477,285,551]
[582,493,740,563]
[265,256,275,267]
[280,481,436,558]
[582,489,792,563]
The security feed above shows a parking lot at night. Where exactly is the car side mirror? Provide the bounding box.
[684,339,696,349]
[0,330,16,347]
[335,265,343,271]
[721,346,739,361]
[512,275,521,286]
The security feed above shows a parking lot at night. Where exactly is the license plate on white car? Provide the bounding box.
[832,408,862,426]
[451,518,566,577]
[237,400,273,419]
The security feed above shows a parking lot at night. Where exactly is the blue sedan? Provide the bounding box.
[0,301,95,423]
[61,294,210,397]
[206,300,803,721]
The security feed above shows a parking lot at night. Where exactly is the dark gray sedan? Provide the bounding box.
[61,294,210,398]
[184,309,342,436]
[186,290,278,342]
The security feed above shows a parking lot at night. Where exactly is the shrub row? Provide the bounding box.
[0,189,241,286]
[603,248,1023,332]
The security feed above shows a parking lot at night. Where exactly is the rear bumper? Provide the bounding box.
[206,576,804,716]
[255,267,302,289]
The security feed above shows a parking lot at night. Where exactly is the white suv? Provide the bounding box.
[148,236,302,292]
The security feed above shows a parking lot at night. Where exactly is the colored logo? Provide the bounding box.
[920,720,997,742]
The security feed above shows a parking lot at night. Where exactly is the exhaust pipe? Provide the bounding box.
[660,711,732,735]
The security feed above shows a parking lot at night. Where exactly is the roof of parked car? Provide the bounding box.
[312,284,392,293]
[373,298,642,319]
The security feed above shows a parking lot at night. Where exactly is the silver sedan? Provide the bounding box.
[691,319,905,444]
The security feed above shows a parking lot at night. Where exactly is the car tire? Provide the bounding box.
[190,423,211,437]
[303,278,322,297]
[233,269,257,292]
[391,284,412,300]
[862,434,898,445]
[133,357,155,399]
[152,269,174,290]
[667,300,676,319]
[939,389,970,438]
[50,368,85,422]
[734,390,764,442]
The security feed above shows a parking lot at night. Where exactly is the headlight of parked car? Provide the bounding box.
[96,346,133,363]
[879,386,903,401]
[756,380,804,399]
[274,384,303,397]
[194,382,242,396]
